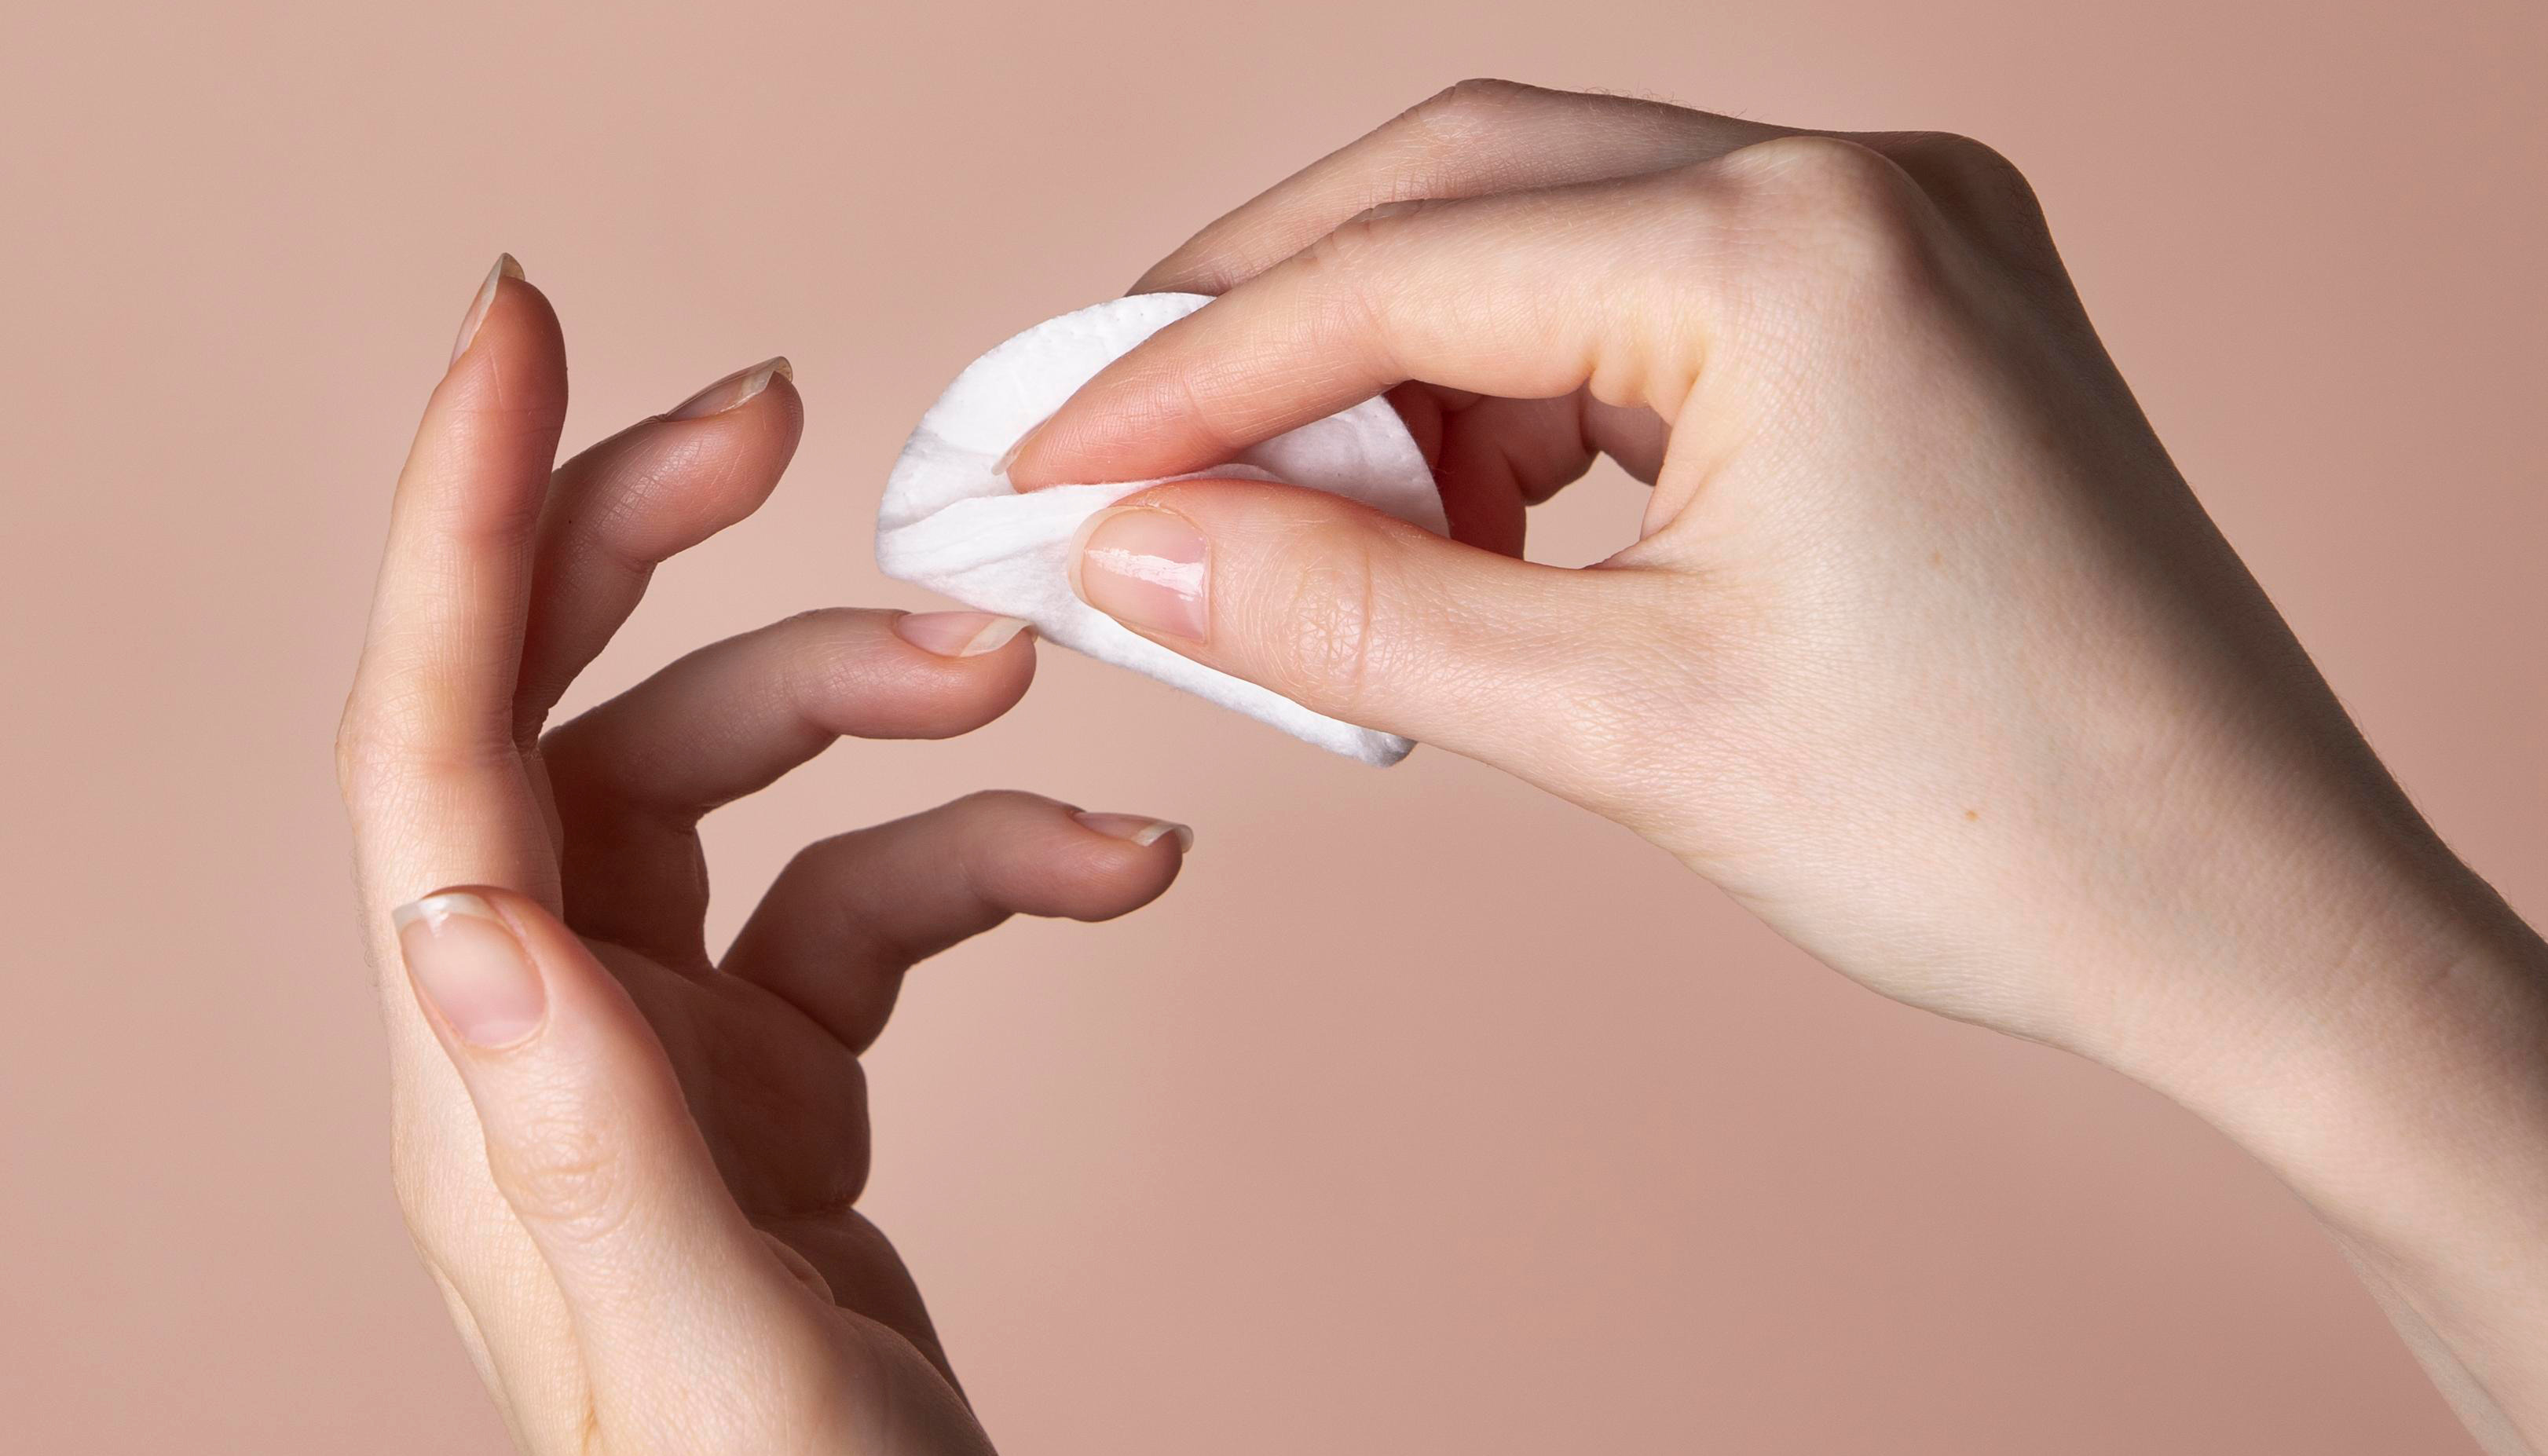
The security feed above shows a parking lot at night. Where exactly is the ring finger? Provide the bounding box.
[539,607,1038,962]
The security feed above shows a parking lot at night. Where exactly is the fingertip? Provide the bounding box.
[455,884,575,969]
[400,886,691,1155]
[913,615,1041,717]
[440,255,567,415]
[1126,259,1202,297]
[817,607,1035,739]
[533,357,806,580]
[1071,811,1196,855]
[891,610,1034,661]
[1066,503,1211,644]
[419,885,642,1039]
[1053,810,1191,916]
[1002,380,1148,491]
[394,887,549,1052]
[719,365,807,466]
[663,356,806,436]
[405,890,794,1366]
[445,253,518,367]
[760,367,807,439]
[450,254,555,360]
[999,408,1065,490]
[965,795,1192,919]
[897,607,1038,676]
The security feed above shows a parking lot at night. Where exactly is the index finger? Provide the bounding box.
[340,256,569,902]
[1009,169,1719,491]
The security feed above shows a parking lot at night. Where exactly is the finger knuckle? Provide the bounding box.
[333,706,516,807]
[1720,134,1940,296]
[1293,222,1394,354]
[1299,211,1389,277]
[1887,132,2056,264]
[333,696,375,799]
[487,1112,639,1238]
[1251,533,1381,715]
[1741,133,1913,205]
[1405,77,1539,134]
[1895,132,2037,211]
[1381,79,1545,196]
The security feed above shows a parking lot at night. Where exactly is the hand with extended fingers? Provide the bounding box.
[339,255,1188,1454]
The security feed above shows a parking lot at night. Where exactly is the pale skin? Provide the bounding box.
[344,81,2548,1454]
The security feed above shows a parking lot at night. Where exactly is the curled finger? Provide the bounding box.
[723,790,1190,1053]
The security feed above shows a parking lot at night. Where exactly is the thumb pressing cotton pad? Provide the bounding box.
[876,293,1446,766]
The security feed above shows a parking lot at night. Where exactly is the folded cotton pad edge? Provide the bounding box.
[875,293,1446,766]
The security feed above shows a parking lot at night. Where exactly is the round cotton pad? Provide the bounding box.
[875,293,1446,766]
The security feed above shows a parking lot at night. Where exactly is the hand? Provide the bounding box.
[339,257,1189,1454]
[1012,82,2548,1450]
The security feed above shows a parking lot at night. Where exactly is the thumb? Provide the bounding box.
[390,887,827,1425]
[1070,476,1671,784]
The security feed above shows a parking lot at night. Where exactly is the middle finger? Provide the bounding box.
[1134,79,1784,295]
[540,607,1035,962]
[512,357,805,742]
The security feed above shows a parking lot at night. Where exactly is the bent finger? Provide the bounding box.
[540,608,1037,960]
[723,791,1189,1052]
[514,357,804,738]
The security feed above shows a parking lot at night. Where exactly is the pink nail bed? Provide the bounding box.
[1074,507,1209,642]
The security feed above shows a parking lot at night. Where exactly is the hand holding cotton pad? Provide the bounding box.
[876,293,1447,766]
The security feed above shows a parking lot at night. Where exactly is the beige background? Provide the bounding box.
[3,1,2542,1451]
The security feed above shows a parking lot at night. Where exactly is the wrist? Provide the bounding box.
[2096,807,2546,1154]
[2110,829,2548,1291]
[2149,877,2548,1438]
[2149,891,2548,1191]
[2040,705,2543,1130]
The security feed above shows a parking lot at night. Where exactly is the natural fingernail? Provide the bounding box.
[450,253,525,365]
[667,356,793,420]
[893,611,1031,657]
[1072,506,1208,642]
[993,415,1050,477]
[1074,812,1195,851]
[394,891,547,1048]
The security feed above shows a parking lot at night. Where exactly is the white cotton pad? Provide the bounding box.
[876,292,1446,766]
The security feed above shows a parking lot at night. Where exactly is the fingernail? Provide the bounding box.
[1074,811,1195,851]
[667,356,793,420]
[893,611,1031,657]
[993,415,1050,477]
[1071,506,1208,642]
[394,892,547,1048]
[450,253,525,365]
